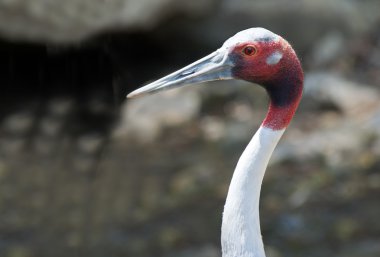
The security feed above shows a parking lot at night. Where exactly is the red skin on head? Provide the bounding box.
[262,94,301,130]
[231,39,304,130]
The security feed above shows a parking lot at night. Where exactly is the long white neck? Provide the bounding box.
[221,126,285,257]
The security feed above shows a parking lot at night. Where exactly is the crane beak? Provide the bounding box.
[127,49,233,98]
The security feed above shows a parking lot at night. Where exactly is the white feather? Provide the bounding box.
[266,51,283,65]
[222,28,280,50]
[222,126,285,257]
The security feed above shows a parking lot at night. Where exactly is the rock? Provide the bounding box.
[170,163,214,198]
[337,240,380,257]
[1,112,34,135]
[0,137,25,155]
[272,72,380,168]
[0,0,216,43]
[47,98,73,117]
[33,135,56,155]
[158,227,183,250]
[115,88,201,143]
[222,0,379,33]
[188,0,380,53]
[367,173,380,189]
[168,245,219,257]
[1,0,379,44]
[274,121,367,169]
[367,109,380,135]
[76,133,104,154]
[72,154,95,172]
[303,72,379,115]
[288,183,313,207]
[0,160,7,180]
[264,246,282,257]
[334,218,359,241]
[309,31,345,67]
[200,116,226,142]
[277,214,305,239]
[5,245,32,257]
[38,116,63,137]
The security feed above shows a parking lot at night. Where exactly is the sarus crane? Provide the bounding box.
[128,28,303,257]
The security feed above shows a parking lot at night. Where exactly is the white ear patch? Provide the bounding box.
[266,51,283,65]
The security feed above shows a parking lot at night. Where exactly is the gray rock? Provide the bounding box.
[310,31,345,67]
[47,98,73,117]
[1,0,379,44]
[303,72,379,115]
[168,245,219,257]
[2,112,34,135]
[76,133,104,154]
[272,72,380,168]
[337,240,380,257]
[115,88,201,143]
[0,0,216,43]
[38,116,63,137]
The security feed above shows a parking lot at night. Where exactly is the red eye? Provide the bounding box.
[242,46,257,56]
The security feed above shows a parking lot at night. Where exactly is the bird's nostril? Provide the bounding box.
[176,69,195,79]
[212,54,224,63]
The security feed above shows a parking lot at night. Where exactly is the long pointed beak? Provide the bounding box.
[127,49,233,98]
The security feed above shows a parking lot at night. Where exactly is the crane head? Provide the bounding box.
[223,28,296,85]
[127,28,301,97]
[127,28,303,129]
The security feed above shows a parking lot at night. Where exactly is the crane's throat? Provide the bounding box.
[262,60,303,130]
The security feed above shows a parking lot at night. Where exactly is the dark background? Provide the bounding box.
[0,1,379,257]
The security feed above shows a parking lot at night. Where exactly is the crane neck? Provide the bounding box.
[262,49,303,130]
[222,51,303,256]
[221,126,285,257]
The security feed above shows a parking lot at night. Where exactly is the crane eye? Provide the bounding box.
[242,46,257,56]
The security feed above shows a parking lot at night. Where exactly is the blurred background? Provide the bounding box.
[0,0,380,257]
